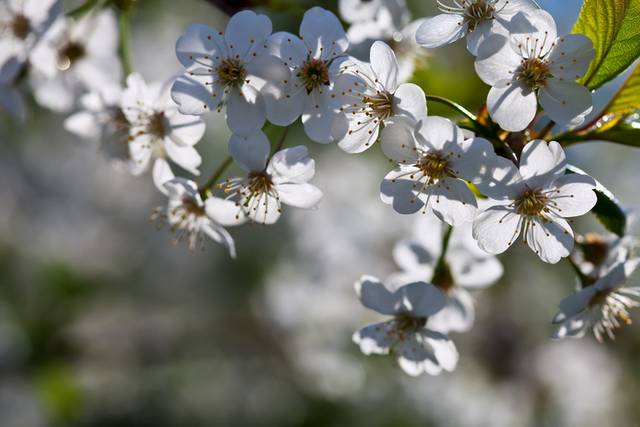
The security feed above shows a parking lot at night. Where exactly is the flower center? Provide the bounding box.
[217,58,247,87]
[148,111,166,139]
[57,41,86,70]
[363,91,393,120]
[515,188,548,216]
[181,198,206,217]
[418,153,449,181]
[517,57,550,90]
[392,313,427,339]
[299,58,330,93]
[247,171,273,195]
[464,0,496,32]
[10,14,31,39]
[581,233,609,268]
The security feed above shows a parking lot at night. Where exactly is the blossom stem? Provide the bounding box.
[199,155,233,196]
[425,95,477,122]
[534,120,556,139]
[118,8,134,77]
[67,0,102,18]
[431,225,454,285]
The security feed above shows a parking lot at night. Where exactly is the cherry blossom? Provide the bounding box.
[171,10,289,136]
[221,132,323,224]
[552,258,640,342]
[472,139,597,263]
[263,7,349,143]
[379,116,494,225]
[415,0,538,55]
[153,178,239,257]
[336,41,426,153]
[352,275,458,376]
[474,9,595,131]
[29,9,121,112]
[122,73,204,193]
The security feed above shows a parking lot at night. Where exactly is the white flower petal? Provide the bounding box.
[474,34,519,85]
[428,289,475,333]
[353,321,394,355]
[166,111,205,146]
[381,115,420,163]
[176,23,225,69]
[554,286,597,323]
[171,75,219,115]
[245,192,281,225]
[473,205,521,254]
[224,10,272,61]
[519,139,566,189]
[226,87,266,136]
[550,173,597,217]
[370,40,398,90]
[300,7,348,61]
[64,111,100,140]
[276,182,323,208]
[414,116,461,151]
[264,89,305,126]
[393,238,437,276]
[380,167,424,215]
[539,79,592,126]
[337,113,380,153]
[421,329,458,372]
[487,80,537,132]
[355,275,397,315]
[396,334,442,376]
[429,178,477,226]
[265,32,308,67]
[164,138,202,175]
[205,197,247,226]
[415,14,466,49]
[268,145,315,182]
[548,34,594,80]
[395,282,446,317]
[525,216,574,264]
[392,83,427,121]
[201,221,237,258]
[228,131,270,172]
[153,158,175,195]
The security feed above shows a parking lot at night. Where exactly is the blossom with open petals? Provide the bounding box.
[552,259,640,342]
[123,73,204,193]
[221,132,323,225]
[29,9,121,112]
[336,41,426,153]
[353,275,458,376]
[263,7,349,143]
[380,116,493,225]
[474,10,595,131]
[415,0,538,55]
[472,139,597,263]
[171,10,289,136]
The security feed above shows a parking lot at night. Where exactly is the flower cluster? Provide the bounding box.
[2,0,638,378]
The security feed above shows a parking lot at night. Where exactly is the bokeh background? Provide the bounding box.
[1,0,640,426]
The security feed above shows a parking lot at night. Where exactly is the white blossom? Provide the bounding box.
[572,231,638,281]
[153,178,240,257]
[336,41,426,153]
[29,9,121,112]
[263,7,349,143]
[390,211,503,333]
[64,83,133,168]
[474,10,595,131]
[380,116,494,225]
[171,10,289,136]
[415,0,538,55]
[221,132,323,225]
[122,73,205,193]
[0,0,61,62]
[472,139,597,264]
[552,258,640,342]
[352,275,458,376]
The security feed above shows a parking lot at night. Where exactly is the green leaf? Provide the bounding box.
[573,0,640,90]
[605,64,640,115]
[559,113,640,148]
[566,165,627,236]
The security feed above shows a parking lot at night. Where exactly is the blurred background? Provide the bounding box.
[1,0,640,426]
